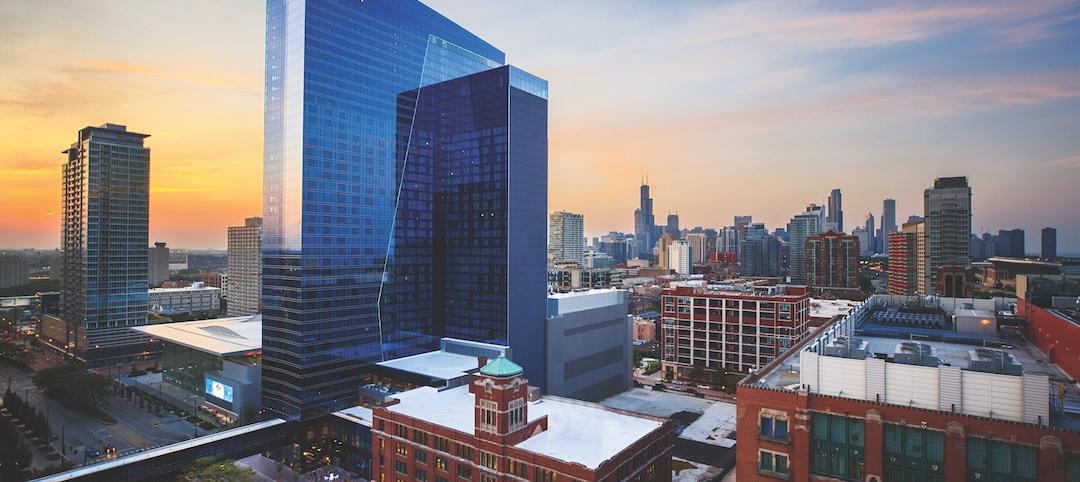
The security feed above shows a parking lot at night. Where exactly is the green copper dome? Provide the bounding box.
[480,355,523,377]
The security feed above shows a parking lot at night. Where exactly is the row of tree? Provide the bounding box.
[2,388,49,440]
[0,340,34,369]
[31,365,110,414]
[0,410,34,480]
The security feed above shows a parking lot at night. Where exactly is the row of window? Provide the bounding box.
[761,411,1053,482]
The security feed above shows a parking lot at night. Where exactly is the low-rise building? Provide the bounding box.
[148,282,221,318]
[660,283,811,380]
[132,314,261,424]
[371,356,673,482]
[736,294,1080,482]
[546,289,631,401]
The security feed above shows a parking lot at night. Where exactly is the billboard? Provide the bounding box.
[204,377,234,403]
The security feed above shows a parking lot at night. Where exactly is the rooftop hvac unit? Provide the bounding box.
[824,337,868,359]
[968,348,1023,375]
[893,342,941,367]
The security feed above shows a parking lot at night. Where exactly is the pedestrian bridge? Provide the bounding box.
[31,418,294,481]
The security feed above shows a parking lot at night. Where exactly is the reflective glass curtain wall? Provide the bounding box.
[264,0,536,420]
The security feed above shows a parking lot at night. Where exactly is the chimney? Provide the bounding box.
[477,356,488,369]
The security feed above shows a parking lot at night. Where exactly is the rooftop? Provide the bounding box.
[809,298,860,320]
[480,355,522,377]
[750,294,1080,429]
[132,314,260,356]
[149,284,221,294]
[385,385,663,469]
[376,350,486,381]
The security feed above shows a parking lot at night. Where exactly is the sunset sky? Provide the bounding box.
[1,0,1079,252]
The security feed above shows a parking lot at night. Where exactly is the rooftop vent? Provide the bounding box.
[968,348,1023,375]
[893,342,940,367]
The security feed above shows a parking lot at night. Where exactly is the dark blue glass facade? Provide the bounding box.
[263,0,546,420]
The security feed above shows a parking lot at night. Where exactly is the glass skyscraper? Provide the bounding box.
[59,123,151,367]
[263,0,548,420]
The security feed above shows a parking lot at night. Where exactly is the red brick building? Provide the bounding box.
[805,231,860,290]
[660,284,810,379]
[887,231,917,295]
[371,356,673,482]
[736,295,1080,482]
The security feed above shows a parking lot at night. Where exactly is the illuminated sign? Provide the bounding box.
[204,377,234,403]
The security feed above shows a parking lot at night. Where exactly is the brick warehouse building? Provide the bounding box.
[660,283,810,380]
[736,294,1080,482]
[371,356,674,482]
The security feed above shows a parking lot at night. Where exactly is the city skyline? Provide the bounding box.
[2,0,1080,251]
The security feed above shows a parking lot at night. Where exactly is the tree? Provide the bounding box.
[178,457,255,482]
[32,364,111,412]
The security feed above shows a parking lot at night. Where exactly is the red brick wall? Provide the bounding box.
[1019,298,1080,381]
[736,383,1080,482]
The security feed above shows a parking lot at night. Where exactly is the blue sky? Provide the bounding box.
[1,0,1078,251]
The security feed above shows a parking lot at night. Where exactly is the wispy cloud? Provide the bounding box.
[71,58,260,93]
[1046,154,1080,169]
[680,0,1077,50]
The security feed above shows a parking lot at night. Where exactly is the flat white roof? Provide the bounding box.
[333,405,373,427]
[385,385,662,469]
[810,298,860,319]
[132,314,261,356]
[149,286,221,293]
[377,351,482,381]
[548,288,625,315]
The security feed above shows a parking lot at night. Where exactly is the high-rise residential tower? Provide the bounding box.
[1042,227,1058,260]
[667,239,692,275]
[262,0,547,420]
[738,224,780,277]
[634,182,657,258]
[827,188,843,232]
[923,176,972,294]
[787,206,823,284]
[59,123,151,367]
[806,231,860,290]
[226,217,262,317]
[548,211,584,264]
[148,242,170,286]
[684,232,707,265]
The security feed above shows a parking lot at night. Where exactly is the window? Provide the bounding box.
[810,413,864,481]
[507,459,528,478]
[395,461,408,475]
[455,444,472,460]
[395,442,408,456]
[884,424,944,482]
[416,449,428,464]
[434,436,449,452]
[413,429,429,445]
[395,424,408,438]
[759,413,789,442]
[435,457,448,471]
[480,452,498,470]
[1068,454,1080,482]
[967,437,1036,482]
[415,468,428,482]
[457,465,472,480]
[759,450,790,478]
[534,468,557,482]
[437,477,448,482]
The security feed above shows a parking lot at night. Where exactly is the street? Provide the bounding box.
[0,358,204,470]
